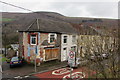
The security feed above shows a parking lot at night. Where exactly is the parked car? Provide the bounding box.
[10,56,22,68]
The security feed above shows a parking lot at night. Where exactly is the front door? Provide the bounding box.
[62,48,67,61]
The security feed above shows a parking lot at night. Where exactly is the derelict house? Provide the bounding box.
[18,18,77,63]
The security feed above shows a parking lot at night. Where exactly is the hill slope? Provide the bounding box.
[1,11,118,45]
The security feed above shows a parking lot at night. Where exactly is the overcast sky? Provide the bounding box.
[0,0,119,19]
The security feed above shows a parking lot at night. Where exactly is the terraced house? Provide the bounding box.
[19,18,77,64]
[18,15,118,65]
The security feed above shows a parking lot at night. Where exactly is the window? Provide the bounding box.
[48,33,57,43]
[11,57,19,61]
[30,35,37,45]
[50,35,55,43]
[63,48,67,50]
[71,46,76,52]
[72,35,76,43]
[63,36,67,43]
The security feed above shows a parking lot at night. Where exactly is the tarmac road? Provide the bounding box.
[32,67,96,79]
[2,62,35,78]
[2,60,68,79]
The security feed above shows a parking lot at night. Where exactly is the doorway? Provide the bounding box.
[62,48,67,61]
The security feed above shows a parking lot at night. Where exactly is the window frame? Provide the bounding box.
[48,33,57,43]
[63,36,67,44]
[50,34,55,43]
[30,34,37,45]
[71,46,76,52]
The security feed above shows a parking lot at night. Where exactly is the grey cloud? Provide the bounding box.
[1,1,118,19]
[83,2,118,18]
[44,2,118,18]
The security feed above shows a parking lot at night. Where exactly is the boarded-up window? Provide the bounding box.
[45,49,52,60]
[52,48,58,58]
[45,48,59,61]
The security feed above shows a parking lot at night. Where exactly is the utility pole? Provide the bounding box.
[4,30,7,57]
[35,54,37,72]
[70,64,72,79]
[34,46,37,72]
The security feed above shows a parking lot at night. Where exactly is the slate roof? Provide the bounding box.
[19,18,77,34]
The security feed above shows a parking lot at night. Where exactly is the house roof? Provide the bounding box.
[19,18,77,34]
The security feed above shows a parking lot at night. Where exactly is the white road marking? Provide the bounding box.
[14,76,22,79]
[52,68,73,75]
[24,75,29,78]
[63,72,86,79]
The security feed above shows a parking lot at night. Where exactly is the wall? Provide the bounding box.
[21,32,61,62]
[22,32,41,62]
[61,34,77,61]
[18,32,23,57]
[23,32,28,60]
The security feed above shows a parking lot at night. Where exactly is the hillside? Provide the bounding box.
[1,11,118,46]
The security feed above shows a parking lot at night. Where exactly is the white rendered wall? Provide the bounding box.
[61,34,77,62]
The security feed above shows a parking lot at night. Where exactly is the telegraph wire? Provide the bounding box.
[0,1,34,12]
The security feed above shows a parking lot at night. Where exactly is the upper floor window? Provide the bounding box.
[30,35,37,45]
[72,35,76,43]
[50,35,55,43]
[48,33,57,43]
[63,36,67,43]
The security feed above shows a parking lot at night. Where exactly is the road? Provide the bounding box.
[2,61,35,78]
[2,53,118,79]
[2,60,68,79]
[32,67,96,79]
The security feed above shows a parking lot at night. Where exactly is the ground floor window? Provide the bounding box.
[63,48,67,51]
[71,46,76,52]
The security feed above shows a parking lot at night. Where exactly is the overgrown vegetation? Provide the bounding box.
[2,34,19,47]
[0,54,10,62]
[79,36,119,78]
